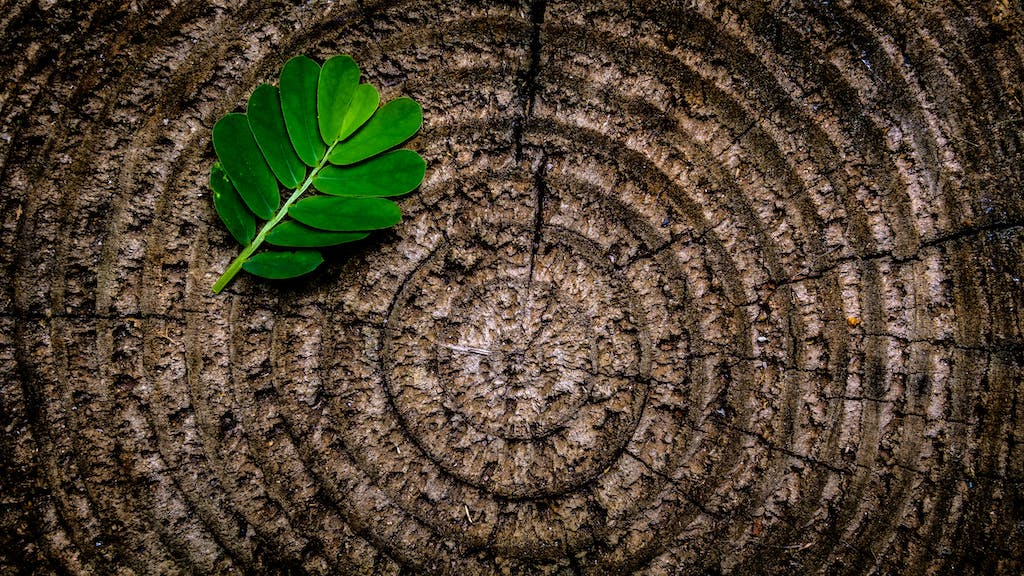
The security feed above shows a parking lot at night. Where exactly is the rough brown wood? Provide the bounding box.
[1,0,1023,574]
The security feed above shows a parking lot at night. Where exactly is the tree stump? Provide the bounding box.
[2,1,1022,574]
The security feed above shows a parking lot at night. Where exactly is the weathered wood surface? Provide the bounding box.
[1,1,1022,574]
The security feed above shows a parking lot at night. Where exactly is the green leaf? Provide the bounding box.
[280,55,325,167]
[289,196,402,231]
[328,97,422,165]
[266,221,369,247]
[210,162,256,245]
[211,55,426,293]
[337,83,379,142]
[212,113,279,220]
[313,149,425,197]
[248,84,306,189]
[242,250,324,279]
[317,55,360,144]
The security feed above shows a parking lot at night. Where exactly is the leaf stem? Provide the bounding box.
[212,143,337,293]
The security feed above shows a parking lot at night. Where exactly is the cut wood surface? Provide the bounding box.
[1,1,1022,574]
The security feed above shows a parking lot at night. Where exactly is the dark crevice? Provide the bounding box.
[918,221,1024,250]
[515,0,548,287]
[623,449,724,520]
[763,221,1024,291]
[567,551,585,576]
[527,152,548,286]
[512,0,546,162]
[713,422,854,476]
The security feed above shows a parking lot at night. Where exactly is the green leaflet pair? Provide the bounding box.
[209,54,425,293]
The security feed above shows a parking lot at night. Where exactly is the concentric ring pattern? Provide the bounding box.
[2,0,1023,574]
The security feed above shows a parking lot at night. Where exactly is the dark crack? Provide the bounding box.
[512,0,546,162]
[527,152,548,286]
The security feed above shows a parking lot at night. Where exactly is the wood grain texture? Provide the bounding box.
[1,0,1022,574]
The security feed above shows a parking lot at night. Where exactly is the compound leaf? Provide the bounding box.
[248,84,306,189]
[289,196,402,231]
[211,54,425,293]
[242,250,324,279]
[210,163,256,245]
[212,113,278,220]
[280,55,325,167]
[317,55,360,143]
[313,149,425,197]
[328,97,422,165]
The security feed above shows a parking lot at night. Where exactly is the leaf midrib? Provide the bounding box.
[211,141,338,294]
